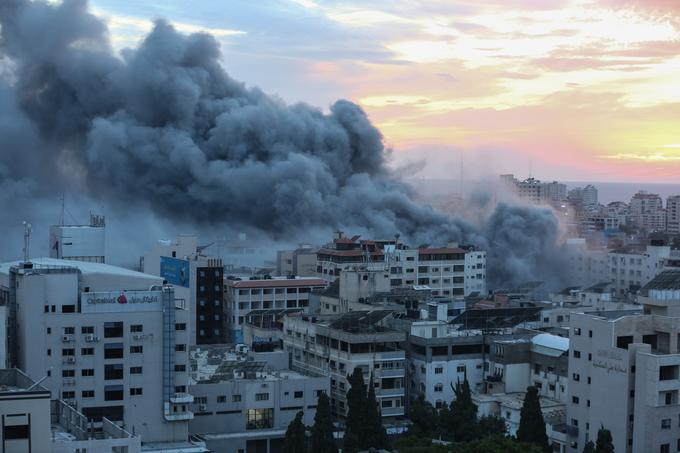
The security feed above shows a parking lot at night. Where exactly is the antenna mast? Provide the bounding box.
[22,221,32,262]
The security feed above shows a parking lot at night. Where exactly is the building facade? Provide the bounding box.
[667,195,680,235]
[49,214,106,264]
[0,258,193,445]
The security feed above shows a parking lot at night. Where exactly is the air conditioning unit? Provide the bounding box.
[65,357,76,364]
[85,334,98,342]
[133,334,145,340]
[199,404,207,411]
[62,335,73,342]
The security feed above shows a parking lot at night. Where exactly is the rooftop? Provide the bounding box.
[227,277,326,289]
[0,368,50,395]
[0,257,159,282]
[643,270,680,291]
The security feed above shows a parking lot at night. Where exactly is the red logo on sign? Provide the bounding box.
[117,294,127,304]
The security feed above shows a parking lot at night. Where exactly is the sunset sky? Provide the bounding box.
[89,0,680,183]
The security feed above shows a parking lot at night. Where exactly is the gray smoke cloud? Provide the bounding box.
[0,0,566,290]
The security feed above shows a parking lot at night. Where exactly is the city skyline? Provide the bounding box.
[88,0,680,183]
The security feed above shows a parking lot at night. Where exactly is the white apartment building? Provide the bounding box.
[283,311,406,420]
[407,321,486,408]
[49,214,106,263]
[141,234,198,276]
[667,195,680,235]
[188,346,330,453]
[630,191,666,232]
[567,271,680,453]
[0,258,197,448]
[225,277,326,343]
[563,239,608,289]
[609,244,671,295]
[316,235,486,297]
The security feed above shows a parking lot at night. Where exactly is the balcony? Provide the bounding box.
[165,410,194,421]
[378,368,405,379]
[377,388,405,398]
[170,393,194,404]
[381,406,405,417]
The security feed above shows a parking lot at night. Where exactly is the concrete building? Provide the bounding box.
[0,258,195,447]
[405,321,487,408]
[316,233,486,297]
[667,195,680,235]
[563,239,608,289]
[225,277,326,343]
[609,244,671,296]
[567,271,680,453]
[276,245,317,277]
[0,368,51,453]
[630,191,666,232]
[141,235,198,276]
[49,214,106,264]
[283,311,406,420]
[188,345,330,453]
[500,174,566,205]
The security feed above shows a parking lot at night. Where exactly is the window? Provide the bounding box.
[62,369,75,377]
[456,365,466,373]
[81,348,94,356]
[175,323,186,331]
[130,324,143,333]
[255,393,269,401]
[81,369,94,377]
[130,366,142,375]
[105,385,124,401]
[572,373,580,382]
[47,327,51,334]
[175,386,186,393]
[130,345,143,354]
[62,348,75,356]
[82,390,94,398]
[175,344,186,352]
[573,350,581,358]
[246,408,273,430]
[232,394,242,402]
[130,387,143,396]
[81,326,94,334]
[572,396,579,404]
[104,343,124,359]
[294,391,303,399]
[662,419,672,430]
[435,367,443,374]
[195,397,208,405]
[104,322,123,338]
[104,364,124,380]
[434,384,443,392]
[64,327,75,334]
[62,391,75,399]
[217,395,227,403]
[660,444,670,453]
[175,364,186,372]
[61,305,75,313]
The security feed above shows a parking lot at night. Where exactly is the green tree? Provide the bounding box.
[407,395,439,437]
[283,411,307,453]
[343,368,367,453]
[310,392,336,453]
[457,437,545,453]
[478,415,506,438]
[583,440,596,453]
[517,386,550,452]
[443,378,479,442]
[595,427,614,453]
[365,373,390,450]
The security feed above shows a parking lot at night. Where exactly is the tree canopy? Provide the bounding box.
[283,411,307,453]
[310,392,336,453]
[517,386,550,452]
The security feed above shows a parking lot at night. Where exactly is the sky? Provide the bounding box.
[86,0,680,183]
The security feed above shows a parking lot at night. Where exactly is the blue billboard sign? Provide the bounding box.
[160,256,190,288]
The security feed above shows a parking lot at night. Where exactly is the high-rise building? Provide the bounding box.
[666,195,680,235]
[629,191,666,232]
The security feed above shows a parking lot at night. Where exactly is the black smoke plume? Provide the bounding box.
[0,0,566,290]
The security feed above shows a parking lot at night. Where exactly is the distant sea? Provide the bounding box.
[409,178,680,205]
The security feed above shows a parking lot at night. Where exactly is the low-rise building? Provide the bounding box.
[188,345,329,453]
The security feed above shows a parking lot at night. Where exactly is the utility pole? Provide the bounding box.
[22,221,32,262]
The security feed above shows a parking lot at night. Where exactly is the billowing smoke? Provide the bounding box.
[0,0,566,290]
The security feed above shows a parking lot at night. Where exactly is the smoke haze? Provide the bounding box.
[0,0,566,289]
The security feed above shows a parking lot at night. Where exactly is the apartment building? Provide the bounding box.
[667,195,680,235]
[283,311,406,420]
[225,277,326,343]
[316,233,486,297]
[0,258,195,447]
[500,174,566,205]
[567,270,680,453]
[608,244,671,295]
[405,321,487,408]
[188,345,329,453]
[630,191,666,232]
